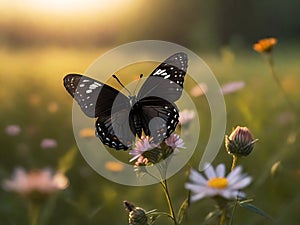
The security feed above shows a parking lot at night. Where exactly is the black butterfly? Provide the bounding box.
[63,52,188,150]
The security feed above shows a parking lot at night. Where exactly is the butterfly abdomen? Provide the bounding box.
[129,100,143,138]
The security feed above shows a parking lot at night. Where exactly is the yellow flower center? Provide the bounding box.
[207,177,228,189]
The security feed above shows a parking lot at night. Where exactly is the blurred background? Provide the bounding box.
[0,0,300,224]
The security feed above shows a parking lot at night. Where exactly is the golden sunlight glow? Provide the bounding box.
[1,0,132,15]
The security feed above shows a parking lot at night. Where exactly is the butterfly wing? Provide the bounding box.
[63,74,133,150]
[132,96,179,143]
[132,52,187,142]
[137,52,188,102]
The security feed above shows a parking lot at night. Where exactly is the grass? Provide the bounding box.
[0,45,299,225]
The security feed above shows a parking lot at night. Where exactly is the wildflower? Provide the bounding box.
[225,126,257,157]
[47,102,58,113]
[179,109,195,126]
[105,161,124,172]
[2,168,69,197]
[221,81,245,95]
[79,128,95,138]
[129,136,158,162]
[40,138,57,149]
[185,163,252,202]
[190,83,208,97]
[253,37,277,53]
[134,156,149,167]
[165,134,186,150]
[124,201,148,225]
[28,94,41,106]
[5,125,21,136]
[133,156,149,175]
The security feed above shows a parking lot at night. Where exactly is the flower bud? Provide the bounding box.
[124,201,148,225]
[225,126,258,157]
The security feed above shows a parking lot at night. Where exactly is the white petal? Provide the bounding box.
[222,190,246,199]
[227,166,242,181]
[129,154,141,162]
[185,183,208,193]
[229,176,252,189]
[228,172,249,186]
[189,169,207,185]
[237,191,246,198]
[204,188,219,197]
[204,164,216,179]
[190,192,207,202]
[216,164,226,177]
[220,190,236,199]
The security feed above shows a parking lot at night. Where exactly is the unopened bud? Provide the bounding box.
[124,201,148,225]
[225,126,258,157]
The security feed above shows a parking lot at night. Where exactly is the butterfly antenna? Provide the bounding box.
[133,74,143,95]
[112,75,131,95]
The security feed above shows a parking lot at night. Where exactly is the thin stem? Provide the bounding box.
[231,155,238,171]
[160,179,178,225]
[144,167,176,223]
[229,198,239,225]
[28,201,40,225]
[219,208,227,225]
[266,54,297,112]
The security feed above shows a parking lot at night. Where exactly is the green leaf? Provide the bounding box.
[57,146,78,174]
[201,209,222,225]
[239,201,273,221]
[177,192,190,224]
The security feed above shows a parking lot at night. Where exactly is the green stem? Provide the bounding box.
[219,208,227,225]
[28,201,40,225]
[231,155,238,171]
[160,179,178,225]
[145,166,177,224]
[266,54,297,112]
[229,199,238,225]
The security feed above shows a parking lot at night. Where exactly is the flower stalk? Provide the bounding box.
[266,54,296,112]
[160,178,178,225]
[231,155,239,171]
[28,201,40,225]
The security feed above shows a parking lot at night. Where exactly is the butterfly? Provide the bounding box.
[63,52,188,150]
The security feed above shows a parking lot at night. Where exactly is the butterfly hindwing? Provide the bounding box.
[96,108,134,150]
[134,96,179,143]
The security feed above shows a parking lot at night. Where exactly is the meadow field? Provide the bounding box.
[0,42,299,225]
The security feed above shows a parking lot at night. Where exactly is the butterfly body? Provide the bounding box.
[64,52,188,150]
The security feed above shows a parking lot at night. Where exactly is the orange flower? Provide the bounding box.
[105,161,124,172]
[79,128,95,138]
[253,37,277,53]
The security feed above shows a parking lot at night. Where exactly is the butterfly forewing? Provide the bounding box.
[63,74,129,118]
[64,74,132,150]
[137,52,188,102]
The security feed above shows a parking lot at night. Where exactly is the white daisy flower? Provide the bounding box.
[129,136,158,162]
[185,163,252,202]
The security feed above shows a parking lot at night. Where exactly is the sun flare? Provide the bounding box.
[2,0,131,15]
